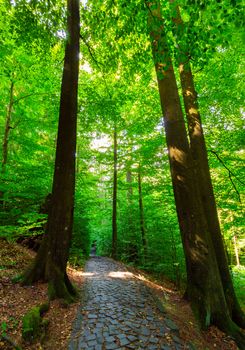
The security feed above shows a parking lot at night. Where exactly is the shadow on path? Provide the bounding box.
[68,257,187,350]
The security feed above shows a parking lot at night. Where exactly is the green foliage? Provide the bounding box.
[22,303,49,342]
[0,0,244,308]
[1,321,7,338]
[69,212,90,266]
[232,266,245,310]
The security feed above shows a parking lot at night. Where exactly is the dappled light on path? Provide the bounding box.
[81,272,97,277]
[68,257,187,349]
[108,271,133,279]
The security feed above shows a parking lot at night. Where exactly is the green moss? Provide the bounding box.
[22,306,41,341]
[48,280,76,304]
[11,274,23,283]
[22,303,49,342]
[47,281,56,300]
[39,302,49,315]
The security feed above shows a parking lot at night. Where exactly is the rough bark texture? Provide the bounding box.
[138,165,147,260]
[2,81,14,173]
[22,0,80,301]
[171,1,245,328]
[179,60,245,329]
[147,2,245,347]
[112,127,118,259]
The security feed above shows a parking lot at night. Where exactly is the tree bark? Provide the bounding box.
[112,126,118,259]
[22,0,80,302]
[147,2,245,347]
[171,1,245,328]
[2,81,14,173]
[138,165,147,260]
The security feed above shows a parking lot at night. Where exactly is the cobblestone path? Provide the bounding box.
[68,257,186,350]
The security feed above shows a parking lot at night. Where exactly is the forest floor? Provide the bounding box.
[0,239,240,350]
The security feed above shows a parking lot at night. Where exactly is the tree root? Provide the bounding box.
[1,333,22,350]
[48,274,78,303]
[22,302,49,342]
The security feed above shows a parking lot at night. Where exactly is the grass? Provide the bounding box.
[232,265,245,310]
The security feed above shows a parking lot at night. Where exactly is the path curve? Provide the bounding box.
[68,257,186,350]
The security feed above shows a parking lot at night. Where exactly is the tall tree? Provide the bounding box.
[138,164,147,260]
[112,125,118,259]
[147,1,245,346]
[2,81,14,173]
[170,1,245,328]
[22,0,80,301]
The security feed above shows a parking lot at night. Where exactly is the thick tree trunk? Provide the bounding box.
[2,81,14,173]
[170,1,245,328]
[112,126,118,259]
[138,165,147,260]
[147,2,245,347]
[179,59,245,329]
[22,0,80,302]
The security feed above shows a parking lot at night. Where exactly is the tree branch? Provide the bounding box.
[209,149,244,202]
[13,92,58,105]
[80,33,103,70]
[79,33,113,99]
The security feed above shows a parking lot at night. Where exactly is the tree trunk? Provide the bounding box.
[112,126,118,259]
[126,169,133,235]
[126,167,138,262]
[233,235,240,267]
[171,1,245,328]
[22,0,80,302]
[76,144,80,174]
[147,2,245,347]
[170,228,180,289]
[2,81,14,173]
[138,165,147,260]
[126,170,133,200]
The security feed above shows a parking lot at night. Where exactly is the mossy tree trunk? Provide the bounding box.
[170,1,245,329]
[22,0,80,302]
[147,2,245,347]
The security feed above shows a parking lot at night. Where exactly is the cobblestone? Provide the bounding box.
[68,257,185,349]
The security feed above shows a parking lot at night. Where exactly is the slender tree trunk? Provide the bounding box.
[112,126,118,259]
[126,166,138,261]
[76,144,80,174]
[147,2,245,347]
[171,1,245,328]
[233,235,240,267]
[126,170,133,200]
[22,0,80,302]
[126,169,133,235]
[2,81,14,173]
[138,165,147,260]
[170,228,180,289]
